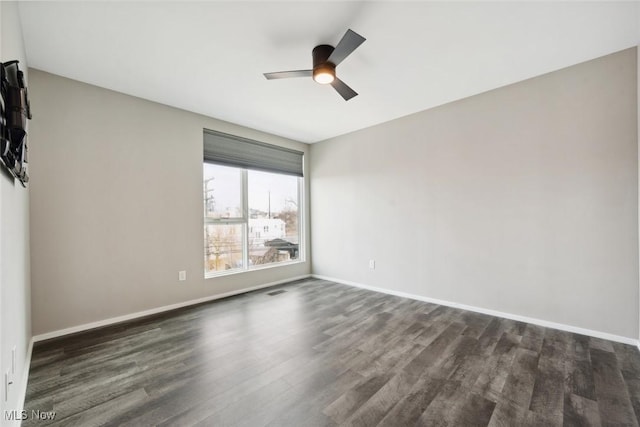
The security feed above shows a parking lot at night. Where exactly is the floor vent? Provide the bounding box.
[267,290,287,296]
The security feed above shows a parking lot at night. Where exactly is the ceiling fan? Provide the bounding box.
[263,29,366,101]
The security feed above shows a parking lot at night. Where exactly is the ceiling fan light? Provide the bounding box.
[313,64,335,84]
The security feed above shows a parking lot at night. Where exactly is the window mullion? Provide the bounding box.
[204,218,244,225]
[241,169,249,270]
[297,176,304,262]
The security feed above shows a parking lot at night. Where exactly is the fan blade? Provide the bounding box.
[264,70,312,80]
[327,29,366,66]
[330,78,358,101]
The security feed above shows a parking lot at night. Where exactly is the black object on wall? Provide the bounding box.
[0,60,31,187]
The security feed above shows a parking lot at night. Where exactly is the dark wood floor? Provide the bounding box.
[24,278,640,426]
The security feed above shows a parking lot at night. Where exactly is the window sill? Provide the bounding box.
[204,259,305,280]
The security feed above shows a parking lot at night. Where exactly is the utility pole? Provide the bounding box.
[204,177,215,266]
[204,177,215,217]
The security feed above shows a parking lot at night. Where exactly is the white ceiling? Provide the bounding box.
[18,1,640,143]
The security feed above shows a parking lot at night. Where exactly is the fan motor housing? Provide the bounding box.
[312,45,335,68]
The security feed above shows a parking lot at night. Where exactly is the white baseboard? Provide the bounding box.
[26,272,640,353]
[16,337,33,427]
[33,274,312,342]
[312,274,639,347]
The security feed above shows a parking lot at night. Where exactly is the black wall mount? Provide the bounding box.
[0,60,31,187]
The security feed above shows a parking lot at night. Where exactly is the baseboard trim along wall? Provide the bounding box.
[16,338,34,425]
[32,274,312,342]
[312,274,639,347]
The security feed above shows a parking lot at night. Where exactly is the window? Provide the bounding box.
[203,130,303,276]
[204,164,245,273]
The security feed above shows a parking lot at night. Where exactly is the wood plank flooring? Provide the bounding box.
[23,278,640,426]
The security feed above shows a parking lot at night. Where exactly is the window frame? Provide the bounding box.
[204,165,304,278]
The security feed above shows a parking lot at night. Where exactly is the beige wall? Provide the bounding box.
[1,2,31,421]
[27,47,640,340]
[28,70,310,335]
[311,48,639,339]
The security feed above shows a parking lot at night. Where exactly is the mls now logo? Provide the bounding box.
[4,409,56,421]
[31,410,56,420]
[4,410,27,421]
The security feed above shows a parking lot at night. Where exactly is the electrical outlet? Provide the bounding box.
[369,259,375,269]
[178,270,186,281]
